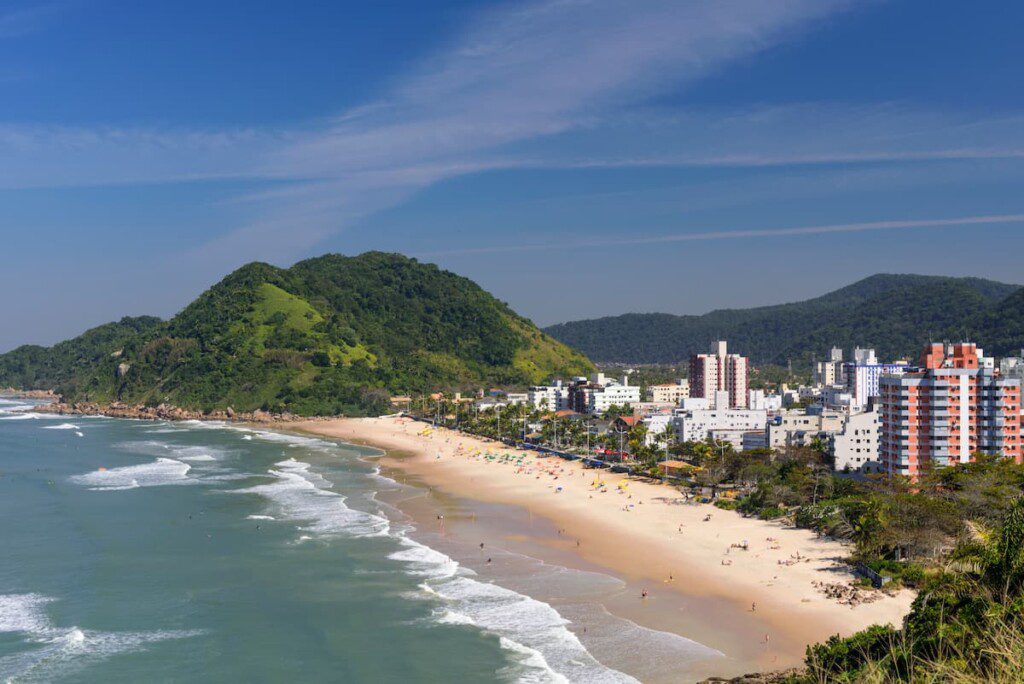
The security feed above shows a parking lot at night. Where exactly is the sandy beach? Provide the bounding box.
[289,415,914,678]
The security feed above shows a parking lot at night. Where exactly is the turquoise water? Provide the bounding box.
[0,398,716,683]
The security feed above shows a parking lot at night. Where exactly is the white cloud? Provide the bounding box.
[416,213,1024,257]
[1,1,856,260]
[5,0,1024,271]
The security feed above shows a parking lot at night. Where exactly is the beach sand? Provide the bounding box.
[289,415,914,679]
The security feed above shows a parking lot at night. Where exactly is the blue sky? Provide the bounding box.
[3,0,1024,351]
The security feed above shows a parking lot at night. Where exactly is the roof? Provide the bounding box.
[553,409,579,418]
[616,415,641,426]
[659,460,693,470]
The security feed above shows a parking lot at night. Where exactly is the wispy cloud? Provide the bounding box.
[196,0,854,264]
[5,0,1024,272]
[1,0,856,262]
[416,213,1024,257]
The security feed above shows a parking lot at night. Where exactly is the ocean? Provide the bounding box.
[0,397,718,683]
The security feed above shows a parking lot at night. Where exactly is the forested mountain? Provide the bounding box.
[544,274,1022,364]
[0,253,593,415]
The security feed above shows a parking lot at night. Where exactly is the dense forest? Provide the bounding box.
[0,253,594,415]
[544,274,1022,364]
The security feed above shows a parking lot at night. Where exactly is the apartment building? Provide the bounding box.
[844,347,909,410]
[646,379,690,405]
[830,409,882,473]
[880,343,1022,478]
[813,347,845,386]
[689,340,749,409]
[767,408,846,449]
[567,373,642,415]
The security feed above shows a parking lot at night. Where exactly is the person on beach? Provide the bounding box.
[641,589,648,599]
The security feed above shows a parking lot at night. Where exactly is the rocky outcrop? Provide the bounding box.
[34,401,327,424]
[699,669,802,684]
[0,388,57,399]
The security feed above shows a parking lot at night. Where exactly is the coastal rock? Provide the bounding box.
[699,669,802,683]
[33,400,315,424]
[0,388,57,399]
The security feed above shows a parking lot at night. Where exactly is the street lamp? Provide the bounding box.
[614,423,629,461]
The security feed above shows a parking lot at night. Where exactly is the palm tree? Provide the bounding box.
[947,497,1024,603]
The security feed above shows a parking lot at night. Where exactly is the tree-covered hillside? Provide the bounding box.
[544,274,1021,364]
[0,316,163,389]
[0,253,593,415]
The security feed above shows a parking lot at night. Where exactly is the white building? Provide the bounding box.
[1001,351,1024,383]
[780,385,802,407]
[813,347,845,386]
[748,390,782,412]
[570,373,642,415]
[642,413,675,446]
[671,408,768,444]
[708,429,747,452]
[767,408,846,449]
[821,385,854,410]
[646,379,690,404]
[844,348,909,409]
[830,409,882,473]
[527,381,572,411]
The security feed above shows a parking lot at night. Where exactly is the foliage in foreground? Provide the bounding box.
[798,496,1024,683]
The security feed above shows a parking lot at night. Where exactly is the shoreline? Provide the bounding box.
[370,460,737,682]
[286,415,915,679]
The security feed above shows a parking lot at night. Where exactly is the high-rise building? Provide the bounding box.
[880,343,1021,479]
[689,340,749,409]
[813,347,845,386]
[844,347,908,409]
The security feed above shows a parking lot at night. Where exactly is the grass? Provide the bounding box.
[251,283,322,331]
[508,316,594,384]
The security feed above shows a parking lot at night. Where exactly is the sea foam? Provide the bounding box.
[388,535,636,684]
[0,593,201,683]
[69,458,192,491]
[202,424,666,683]
[230,458,390,539]
[232,453,612,681]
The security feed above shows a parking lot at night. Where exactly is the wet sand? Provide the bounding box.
[288,415,914,680]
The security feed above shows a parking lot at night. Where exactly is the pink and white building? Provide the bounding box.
[689,340,749,409]
[880,343,1021,479]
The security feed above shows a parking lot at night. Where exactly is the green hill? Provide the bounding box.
[0,253,593,415]
[543,274,1022,364]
